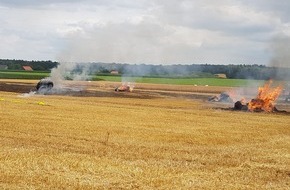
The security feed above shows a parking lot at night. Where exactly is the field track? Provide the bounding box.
[1,79,290,189]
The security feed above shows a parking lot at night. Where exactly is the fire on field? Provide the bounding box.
[212,80,288,113]
[233,80,284,112]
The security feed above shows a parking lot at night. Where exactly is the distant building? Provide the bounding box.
[110,70,119,75]
[22,66,33,71]
[214,73,227,79]
[0,65,8,70]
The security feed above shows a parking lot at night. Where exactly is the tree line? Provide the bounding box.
[89,62,290,80]
[0,59,58,71]
[1,59,290,80]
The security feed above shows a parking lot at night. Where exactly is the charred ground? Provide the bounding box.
[0,79,229,99]
[1,79,289,111]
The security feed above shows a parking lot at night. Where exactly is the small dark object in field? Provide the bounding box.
[234,101,248,111]
[234,101,243,110]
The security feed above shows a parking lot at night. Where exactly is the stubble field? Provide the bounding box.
[0,80,290,189]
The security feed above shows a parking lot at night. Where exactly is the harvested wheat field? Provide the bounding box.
[0,80,290,189]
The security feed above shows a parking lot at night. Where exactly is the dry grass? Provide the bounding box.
[0,87,290,189]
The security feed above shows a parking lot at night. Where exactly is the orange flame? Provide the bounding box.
[248,80,282,112]
[115,83,134,92]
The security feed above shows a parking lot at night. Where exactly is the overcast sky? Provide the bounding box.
[0,0,290,65]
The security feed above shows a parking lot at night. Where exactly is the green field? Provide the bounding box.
[0,70,49,79]
[0,70,267,87]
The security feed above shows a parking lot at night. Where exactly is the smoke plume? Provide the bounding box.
[269,34,290,82]
[51,62,92,81]
[270,34,290,68]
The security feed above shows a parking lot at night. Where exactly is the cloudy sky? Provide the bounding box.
[0,0,290,65]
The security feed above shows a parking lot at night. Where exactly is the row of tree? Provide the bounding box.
[0,59,58,71]
[88,62,290,80]
[1,59,290,80]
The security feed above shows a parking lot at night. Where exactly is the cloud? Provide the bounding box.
[0,0,84,7]
[0,0,290,64]
[242,0,290,22]
[155,0,280,36]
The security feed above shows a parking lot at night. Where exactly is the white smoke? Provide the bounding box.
[270,34,290,68]
[48,61,92,92]
[269,34,290,87]
[18,91,36,98]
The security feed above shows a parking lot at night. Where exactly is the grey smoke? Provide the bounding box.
[48,62,92,93]
[270,34,290,68]
[269,34,290,90]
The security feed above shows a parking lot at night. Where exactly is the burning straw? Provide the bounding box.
[234,80,283,112]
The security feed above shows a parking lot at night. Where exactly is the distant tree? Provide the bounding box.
[8,63,22,70]
[0,59,58,71]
